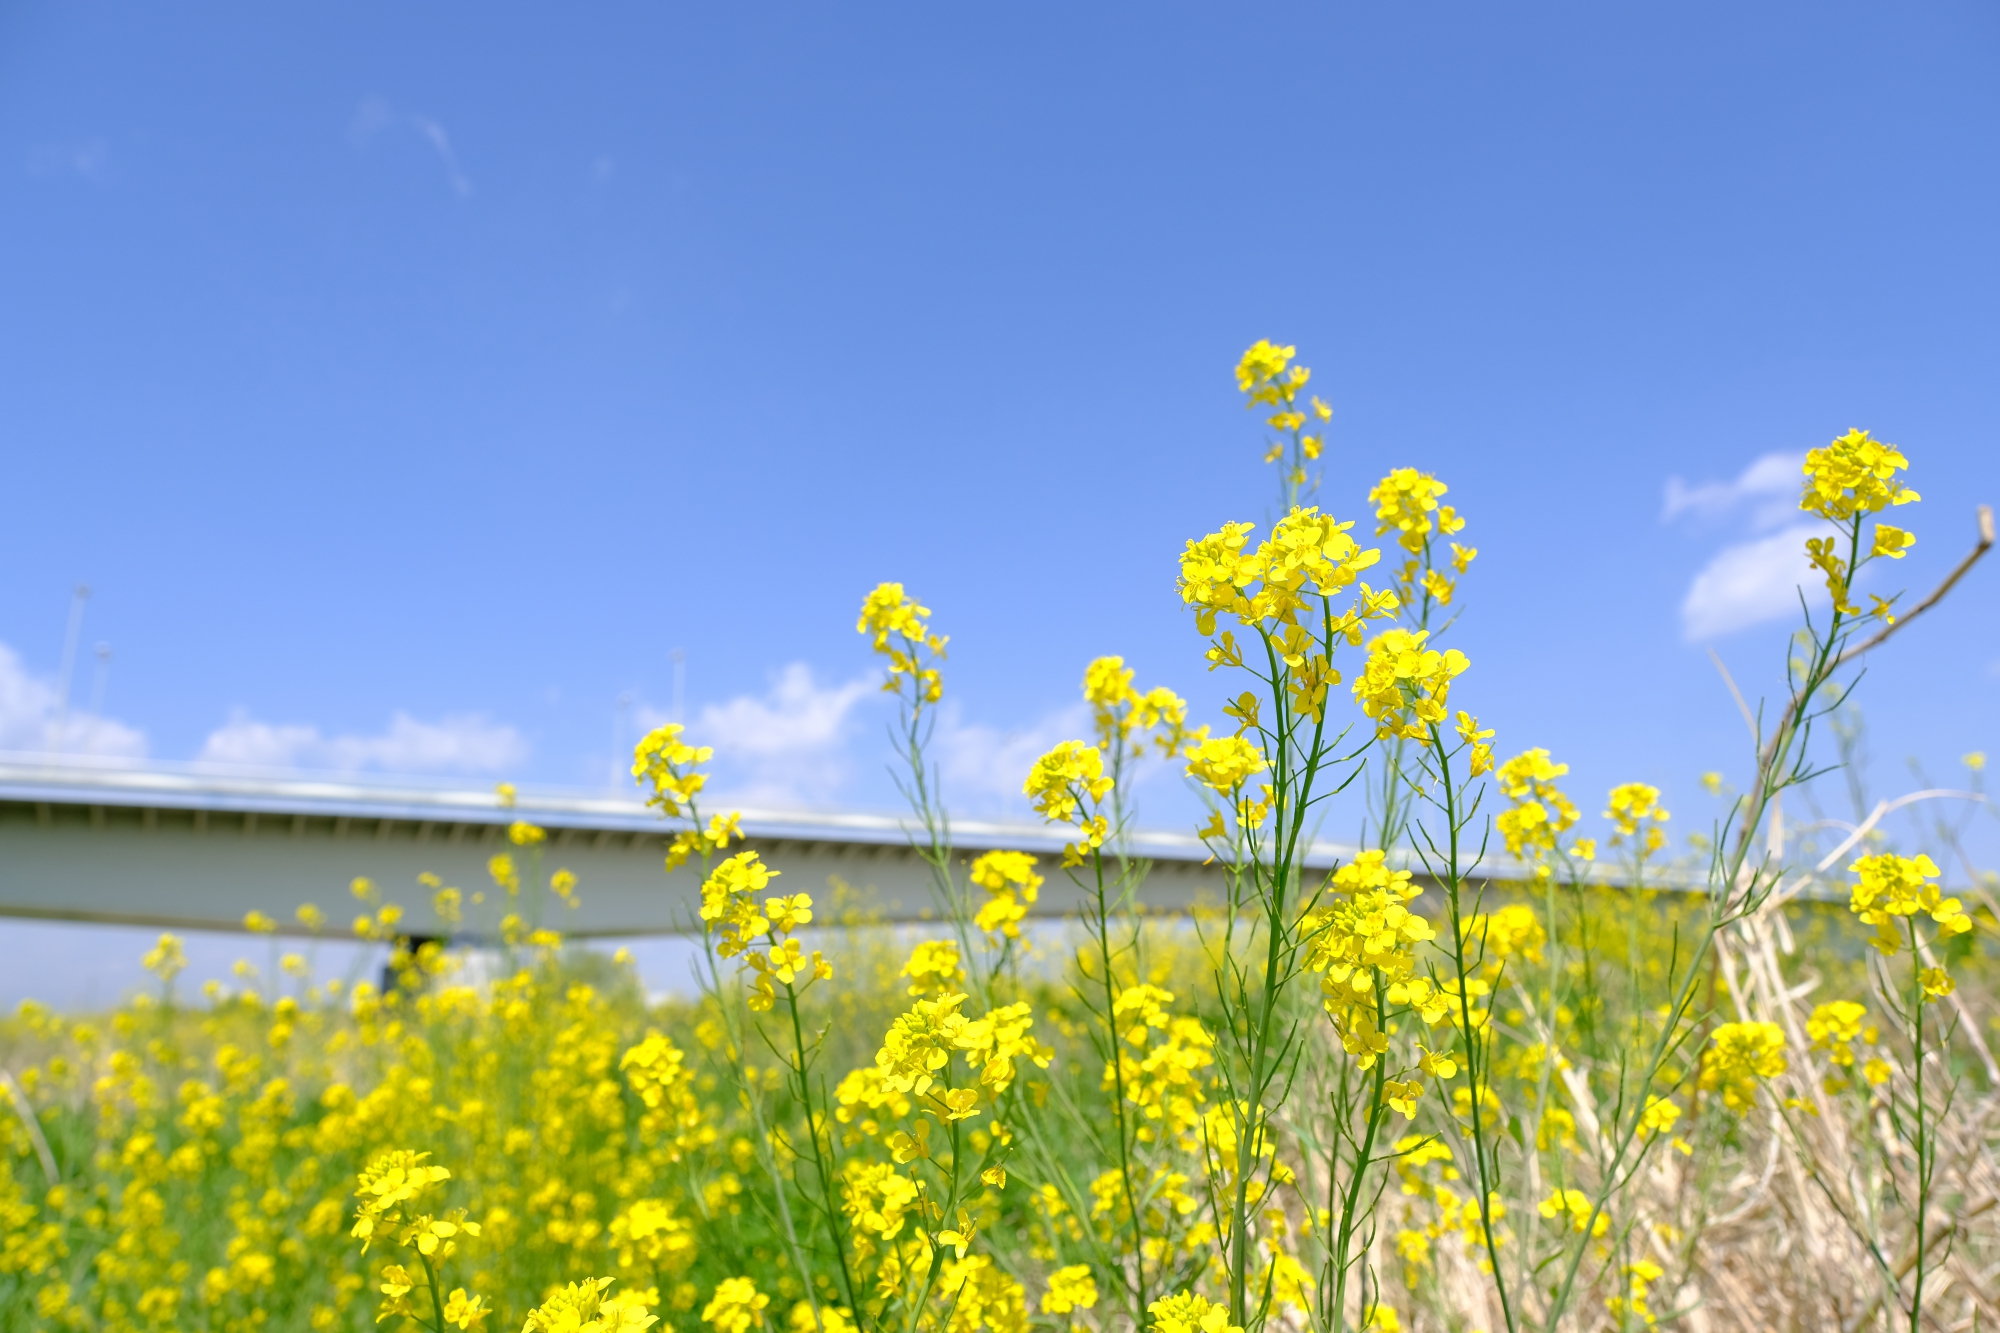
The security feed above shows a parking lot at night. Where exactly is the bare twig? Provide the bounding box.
[1759,505,1993,775]
[1813,791,1990,874]
[1707,646,1759,747]
[1831,503,1995,673]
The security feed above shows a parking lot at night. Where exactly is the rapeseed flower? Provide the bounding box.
[1701,1022,1787,1114]
[1800,429,1918,522]
[857,583,946,708]
[633,722,713,821]
[525,1277,658,1333]
[141,933,186,983]
[1023,741,1112,824]
[969,850,1041,940]
[901,940,964,996]
[702,1278,770,1333]
[1042,1264,1097,1314]
[1350,628,1468,744]
[1148,1290,1242,1333]
[1848,852,1971,970]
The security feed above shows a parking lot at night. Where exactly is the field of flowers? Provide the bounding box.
[3,342,1996,1333]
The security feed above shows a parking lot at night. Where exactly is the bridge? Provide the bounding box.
[0,754,1434,938]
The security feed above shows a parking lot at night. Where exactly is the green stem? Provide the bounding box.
[1907,917,1928,1333]
[1546,523,1865,1326]
[1328,988,1391,1332]
[419,1250,446,1333]
[1088,840,1150,1318]
[1428,721,1516,1333]
[784,978,858,1326]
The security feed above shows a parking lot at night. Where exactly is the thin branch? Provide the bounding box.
[1812,790,1987,874]
[1708,645,1760,747]
[1759,504,1993,775]
[1837,503,1995,671]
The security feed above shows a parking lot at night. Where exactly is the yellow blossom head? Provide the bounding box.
[1148,1290,1242,1333]
[141,933,187,983]
[899,940,963,997]
[525,1278,658,1333]
[1800,429,1918,522]
[701,1278,770,1333]
[1023,740,1112,825]
[1183,735,1266,793]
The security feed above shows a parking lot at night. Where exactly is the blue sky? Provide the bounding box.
[4,2,1998,871]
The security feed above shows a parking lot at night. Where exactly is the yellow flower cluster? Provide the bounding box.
[1492,749,1581,871]
[968,850,1041,941]
[632,724,742,871]
[1082,656,1204,760]
[1537,1187,1608,1237]
[633,723,712,819]
[1103,985,1215,1149]
[1023,740,1113,863]
[1798,429,1920,621]
[857,583,947,708]
[1235,340,1329,488]
[1800,428,1919,522]
[1807,1000,1868,1066]
[1606,1258,1666,1327]
[1040,1264,1097,1314]
[352,1151,489,1328]
[351,1150,455,1251]
[872,992,1049,1113]
[1848,852,1970,997]
[1805,1001,1891,1089]
[523,1277,658,1333]
[1701,1022,1788,1114]
[1148,1289,1242,1333]
[1603,782,1669,857]
[1183,735,1266,793]
[141,932,187,982]
[874,994,974,1101]
[701,1277,770,1333]
[1464,903,1545,972]
[697,853,831,1010]
[1303,852,1449,1070]
[1369,468,1472,607]
[1350,629,1469,745]
[620,1032,713,1159]
[901,940,965,997]
[1179,508,1392,637]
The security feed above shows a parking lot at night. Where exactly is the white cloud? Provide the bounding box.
[0,642,147,757]
[1663,451,1804,531]
[27,138,110,182]
[934,702,1091,813]
[645,664,1109,813]
[349,96,472,196]
[1680,522,1834,640]
[198,710,526,774]
[647,664,875,807]
[697,663,872,757]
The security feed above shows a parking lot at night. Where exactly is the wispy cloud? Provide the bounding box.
[198,711,525,773]
[0,642,146,757]
[1663,451,1804,531]
[1680,522,1832,640]
[933,701,1091,815]
[646,663,875,808]
[349,96,472,197]
[26,138,110,183]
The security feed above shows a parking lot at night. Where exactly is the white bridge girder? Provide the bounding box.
[0,756,1362,938]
